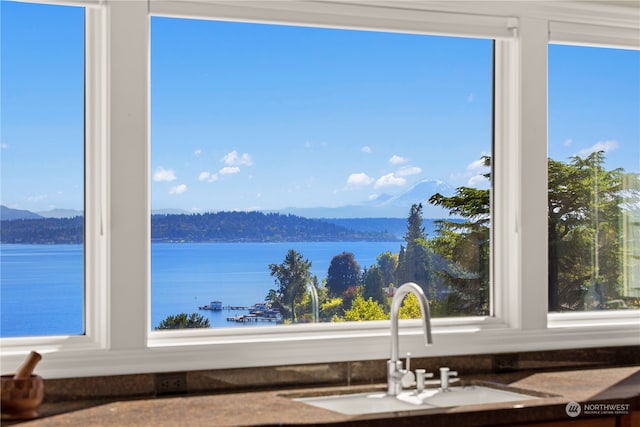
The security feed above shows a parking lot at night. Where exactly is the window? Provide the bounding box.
[0,1,85,337]
[548,44,640,312]
[1,1,638,380]
[150,17,493,330]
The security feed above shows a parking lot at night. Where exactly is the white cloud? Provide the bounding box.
[153,167,177,182]
[396,166,422,177]
[361,146,372,154]
[347,172,374,187]
[389,155,409,165]
[169,184,187,194]
[563,139,573,147]
[468,175,487,187]
[375,173,406,189]
[578,140,619,157]
[467,93,475,103]
[466,158,487,171]
[219,166,240,175]
[223,150,253,166]
[194,149,202,156]
[199,171,219,183]
[1,143,8,149]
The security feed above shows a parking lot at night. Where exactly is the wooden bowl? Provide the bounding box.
[1,374,44,419]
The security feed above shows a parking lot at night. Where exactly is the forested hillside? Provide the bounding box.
[0,211,399,244]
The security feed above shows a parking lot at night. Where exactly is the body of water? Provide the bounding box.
[1,241,400,337]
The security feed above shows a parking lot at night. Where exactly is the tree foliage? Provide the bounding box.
[395,203,435,297]
[398,293,422,319]
[343,295,387,321]
[362,266,387,308]
[548,151,629,310]
[155,312,210,330]
[427,167,491,316]
[326,251,361,297]
[268,249,313,323]
[0,216,84,244]
[320,297,343,322]
[376,251,398,287]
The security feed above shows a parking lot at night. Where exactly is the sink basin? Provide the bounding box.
[294,385,540,415]
[295,391,434,415]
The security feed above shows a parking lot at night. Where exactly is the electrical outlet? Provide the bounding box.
[156,372,187,395]
[493,354,519,373]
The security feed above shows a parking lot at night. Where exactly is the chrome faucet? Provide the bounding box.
[387,282,433,396]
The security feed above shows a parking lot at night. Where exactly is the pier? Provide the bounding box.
[226,314,279,323]
[199,301,282,323]
[199,304,251,311]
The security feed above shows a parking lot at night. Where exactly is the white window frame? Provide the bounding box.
[1,0,638,379]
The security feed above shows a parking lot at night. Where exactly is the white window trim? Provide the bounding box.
[550,21,640,49]
[1,0,638,379]
[150,0,518,39]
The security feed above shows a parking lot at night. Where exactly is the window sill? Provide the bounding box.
[2,314,637,379]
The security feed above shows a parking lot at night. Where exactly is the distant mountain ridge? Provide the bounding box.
[1,205,85,220]
[1,178,456,221]
[1,205,43,220]
[276,179,455,218]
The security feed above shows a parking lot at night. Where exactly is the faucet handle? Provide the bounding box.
[400,370,415,388]
[399,353,414,388]
[439,367,459,390]
[415,369,434,392]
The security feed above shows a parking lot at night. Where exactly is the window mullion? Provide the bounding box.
[106,0,150,350]
[495,18,549,330]
[513,17,549,330]
[84,6,109,346]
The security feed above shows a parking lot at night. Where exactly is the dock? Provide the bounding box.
[226,314,279,323]
[199,301,282,323]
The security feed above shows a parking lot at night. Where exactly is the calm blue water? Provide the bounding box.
[1,241,400,337]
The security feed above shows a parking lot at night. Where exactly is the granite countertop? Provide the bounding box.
[5,366,640,427]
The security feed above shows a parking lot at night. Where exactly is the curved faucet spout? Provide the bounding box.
[390,282,433,362]
[388,282,433,395]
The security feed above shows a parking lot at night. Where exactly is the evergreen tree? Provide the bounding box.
[155,312,210,330]
[427,156,491,316]
[395,203,434,297]
[268,249,313,323]
[376,251,398,287]
[362,266,386,308]
[548,151,626,310]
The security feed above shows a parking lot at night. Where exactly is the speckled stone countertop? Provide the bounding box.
[5,366,639,427]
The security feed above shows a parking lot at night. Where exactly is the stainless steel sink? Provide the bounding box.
[294,385,540,415]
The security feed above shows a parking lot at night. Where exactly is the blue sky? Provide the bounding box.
[1,1,639,216]
[150,17,493,214]
[1,1,84,212]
